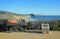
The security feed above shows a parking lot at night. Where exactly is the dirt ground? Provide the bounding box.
[0,31,60,39]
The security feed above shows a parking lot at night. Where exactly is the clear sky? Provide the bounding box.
[0,0,60,15]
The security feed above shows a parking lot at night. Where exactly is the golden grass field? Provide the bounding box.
[0,31,60,39]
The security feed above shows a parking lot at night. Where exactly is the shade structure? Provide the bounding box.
[8,19,16,24]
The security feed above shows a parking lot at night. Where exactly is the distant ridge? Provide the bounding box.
[0,11,21,19]
[0,11,35,20]
[0,11,60,21]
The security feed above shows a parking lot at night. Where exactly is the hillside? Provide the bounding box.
[0,11,19,19]
[0,11,39,21]
[0,11,30,20]
[0,11,60,21]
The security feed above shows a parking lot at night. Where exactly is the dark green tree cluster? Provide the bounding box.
[50,20,59,31]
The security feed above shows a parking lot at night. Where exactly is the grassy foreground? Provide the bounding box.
[0,31,60,39]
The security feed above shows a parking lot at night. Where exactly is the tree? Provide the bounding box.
[50,20,59,30]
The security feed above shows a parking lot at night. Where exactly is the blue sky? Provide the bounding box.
[0,0,60,15]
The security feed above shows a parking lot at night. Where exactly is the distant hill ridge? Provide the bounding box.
[0,11,21,19]
[0,11,60,20]
[0,11,34,20]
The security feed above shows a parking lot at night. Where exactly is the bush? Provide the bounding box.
[50,23,58,31]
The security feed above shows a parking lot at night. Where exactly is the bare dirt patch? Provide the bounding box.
[0,31,60,39]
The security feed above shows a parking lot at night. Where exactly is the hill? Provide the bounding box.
[0,11,20,20]
[0,11,60,21]
[0,11,30,20]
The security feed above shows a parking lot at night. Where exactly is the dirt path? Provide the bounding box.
[0,31,60,39]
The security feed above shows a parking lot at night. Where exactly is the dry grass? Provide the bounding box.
[0,31,60,39]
